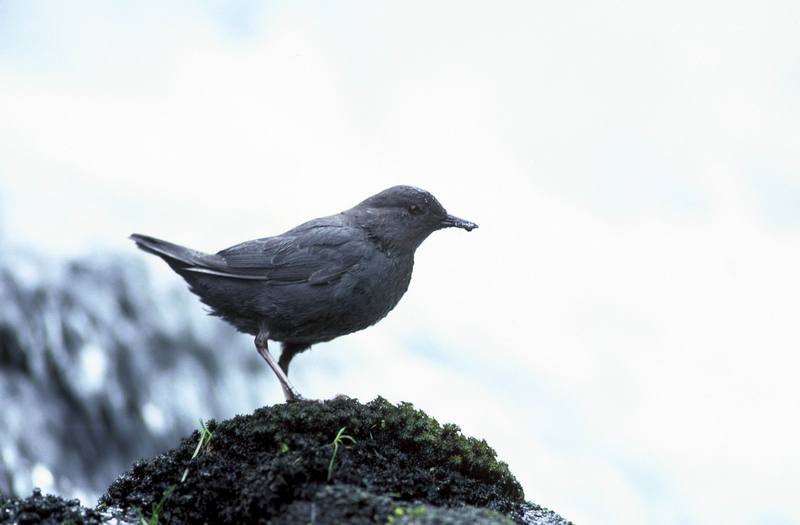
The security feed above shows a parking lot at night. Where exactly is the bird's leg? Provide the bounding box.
[255,324,303,402]
[278,342,311,375]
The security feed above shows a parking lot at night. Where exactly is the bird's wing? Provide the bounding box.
[189,223,365,285]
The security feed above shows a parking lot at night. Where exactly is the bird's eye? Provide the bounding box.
[409,204,423,215]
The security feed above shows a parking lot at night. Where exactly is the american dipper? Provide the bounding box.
[130,185,477,400]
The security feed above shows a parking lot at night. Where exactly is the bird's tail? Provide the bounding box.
[129,233,212,269]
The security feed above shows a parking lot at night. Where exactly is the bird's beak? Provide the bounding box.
[439,214,478,231]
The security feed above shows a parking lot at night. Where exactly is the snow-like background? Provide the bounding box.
[2,2,800,523]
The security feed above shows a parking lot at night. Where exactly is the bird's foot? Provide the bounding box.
[282,384,305,402]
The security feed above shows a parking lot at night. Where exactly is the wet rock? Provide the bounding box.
[0,253,260,499]
[0,489,102,525]
[99,397,570,524]
[2,399,570,524]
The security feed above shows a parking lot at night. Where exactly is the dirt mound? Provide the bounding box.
[2,398,571,524]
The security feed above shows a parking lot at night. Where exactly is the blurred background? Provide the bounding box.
[1,1,799,523]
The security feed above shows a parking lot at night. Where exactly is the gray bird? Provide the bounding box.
[130,185,477,400]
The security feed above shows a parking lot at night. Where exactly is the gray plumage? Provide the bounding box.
[130,185,476,399]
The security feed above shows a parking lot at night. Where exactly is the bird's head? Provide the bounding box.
[349,185,477,254]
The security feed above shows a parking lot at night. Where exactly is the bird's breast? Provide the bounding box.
[346,254,412,309]
[328,253,413,329]
[268,253,415,343]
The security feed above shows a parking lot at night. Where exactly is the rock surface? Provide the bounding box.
[1,398,571,524]
[0,253,268,499]
[0,489,102,525]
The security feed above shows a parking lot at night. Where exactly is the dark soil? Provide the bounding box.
[2,398,571,524]
[0,489,102,525]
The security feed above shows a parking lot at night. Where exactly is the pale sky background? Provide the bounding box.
[2,1,800,524]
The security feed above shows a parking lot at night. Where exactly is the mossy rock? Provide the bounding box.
[98,397,570,524]
[1,398,570,524]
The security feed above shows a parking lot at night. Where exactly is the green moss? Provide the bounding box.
[393,504,426,517]
[99,397,564,524]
